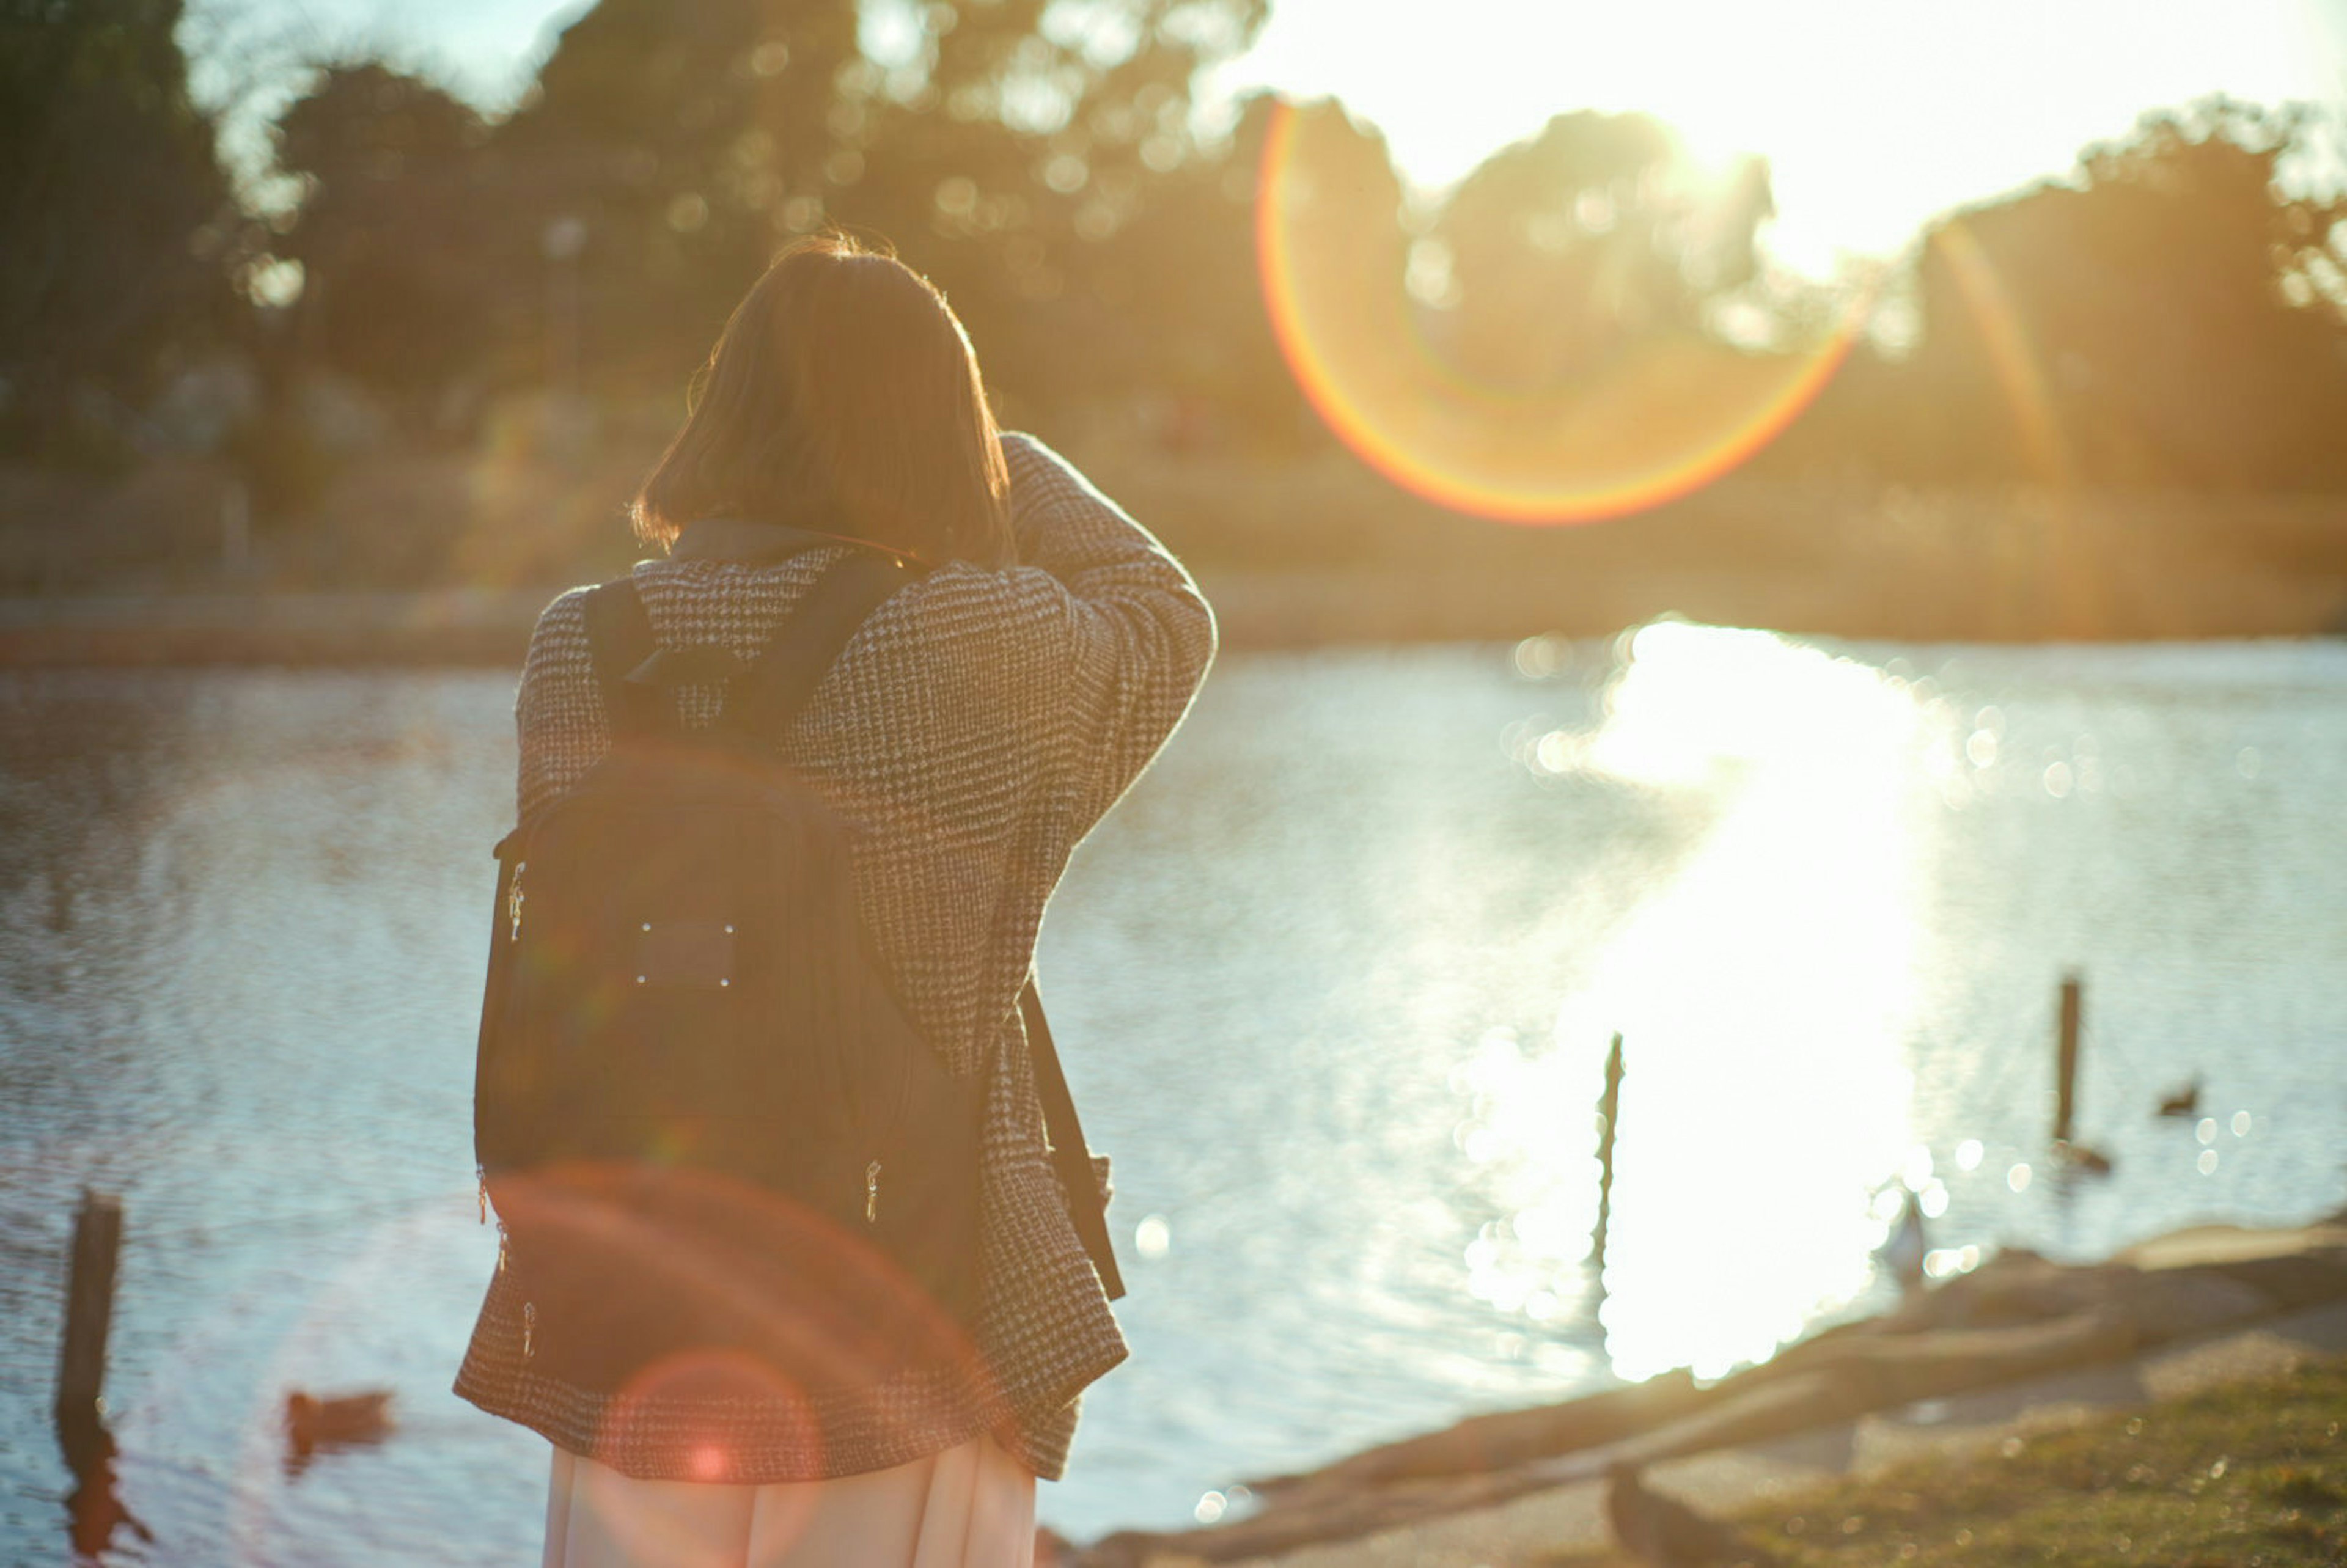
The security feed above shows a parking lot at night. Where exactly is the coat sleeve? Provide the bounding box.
[995,431,1217,834]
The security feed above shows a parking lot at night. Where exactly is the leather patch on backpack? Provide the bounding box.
[633,919,739,990]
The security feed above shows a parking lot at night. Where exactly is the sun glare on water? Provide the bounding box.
[1465,623,1932,1380]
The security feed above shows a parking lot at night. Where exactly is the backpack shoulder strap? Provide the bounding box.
[1022,980,1126,1300]
[712,550,1125,1299]
[581,577,666,739]
[718,549,918,742]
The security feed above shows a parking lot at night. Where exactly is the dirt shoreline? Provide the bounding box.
[1063,1217,2347,1567]
[1,556,2343,670]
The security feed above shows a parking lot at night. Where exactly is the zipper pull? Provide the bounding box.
[521,1302,537,1360]
[507,861,527,942]
[865,1160,882,1225]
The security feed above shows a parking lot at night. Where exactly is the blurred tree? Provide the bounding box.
[1901,99,2347,488]
[1428,111,1773,393]
[478,0,859,384]
[851,0,1265,401]
[438,0,1270,403]
[276,64,499,403]
[1068,90,1317,452]
[0,0,237,461]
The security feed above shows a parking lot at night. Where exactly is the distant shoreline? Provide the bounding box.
[10,453,2347,660]
[2,562,2341,670]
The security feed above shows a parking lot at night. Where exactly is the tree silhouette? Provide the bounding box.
[0,0,236,460]
[268,0,1269,403]
[1902,100,2347,488]
[1430,111,1773,394]
[276,65,499,402]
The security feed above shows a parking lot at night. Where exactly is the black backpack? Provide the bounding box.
[471,549,1120,1396]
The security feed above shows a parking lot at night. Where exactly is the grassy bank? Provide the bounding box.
[1542,1355,2346,1568]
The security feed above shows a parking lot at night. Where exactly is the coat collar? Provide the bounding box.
[667,516,838,565]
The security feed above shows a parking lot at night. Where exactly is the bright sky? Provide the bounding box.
[189,0,2346,274]
[1213,0,2345,274]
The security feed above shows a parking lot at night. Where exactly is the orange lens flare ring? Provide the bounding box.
[1255,100,1863,526]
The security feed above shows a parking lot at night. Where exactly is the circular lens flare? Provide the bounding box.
[1256,100,1864,525]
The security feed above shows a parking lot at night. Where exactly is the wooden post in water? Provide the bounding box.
[53,1189,149,1556]
[1591,1034,1625,1283]
[54,1189,122,1475]
[2054,973,2082,1148]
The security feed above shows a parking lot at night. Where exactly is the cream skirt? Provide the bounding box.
[542,1436,1038,1567]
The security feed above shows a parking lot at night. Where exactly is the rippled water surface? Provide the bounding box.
[2,631,2343,1559]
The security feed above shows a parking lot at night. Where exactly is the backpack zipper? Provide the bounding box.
[862,1028,916,1224]
[476,1165,509,1271]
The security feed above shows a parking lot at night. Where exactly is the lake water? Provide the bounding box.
[2,627,2343,1561]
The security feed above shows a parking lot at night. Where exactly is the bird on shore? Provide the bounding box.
[1606,1463,1783,1567]
[2157,1077,2202,1118]
[1876,1188,1930,1299]
[284,1388,395,1460]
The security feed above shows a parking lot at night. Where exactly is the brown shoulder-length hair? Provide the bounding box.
[631,235,1012,566]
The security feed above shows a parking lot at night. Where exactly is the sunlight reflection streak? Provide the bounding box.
[1472,623,1928,1380]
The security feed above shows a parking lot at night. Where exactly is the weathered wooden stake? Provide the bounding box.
[1591,1033,1625,1281]
[2054,973,2082,1147]
[54,1189,122,1474]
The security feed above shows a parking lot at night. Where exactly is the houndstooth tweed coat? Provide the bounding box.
[451,433,1214,1483]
